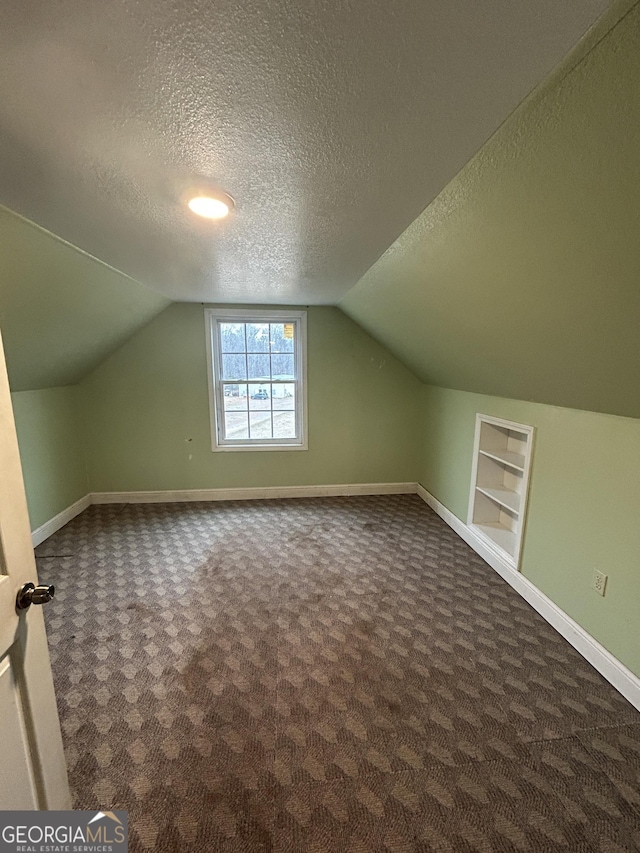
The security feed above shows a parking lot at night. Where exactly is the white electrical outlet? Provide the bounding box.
[593,570,608,596]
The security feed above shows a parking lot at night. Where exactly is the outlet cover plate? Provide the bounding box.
[593,570,608,596]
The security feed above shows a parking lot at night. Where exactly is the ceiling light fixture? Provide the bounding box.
[187,190,235,220]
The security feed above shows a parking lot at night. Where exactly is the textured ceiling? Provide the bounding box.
[0,0,610,305]
[341,1,640,418]
[0,206,170,391]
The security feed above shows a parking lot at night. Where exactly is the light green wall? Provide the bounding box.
[0,205,170,392]
[341,1,640,418]
[10,306,640,682]
[11,386,88,530]
[79,303,421,491]
[419,385,640,677]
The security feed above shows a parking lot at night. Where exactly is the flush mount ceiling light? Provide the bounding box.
[187,190,235,220]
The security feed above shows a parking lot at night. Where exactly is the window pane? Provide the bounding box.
[273,411,296,439]
[247,353,270,381]
[246,323,269,352]
[219,323,246,353]
[249,411,273,439]
[248,383,270,409]
[224,412,248,440]
[223,383,247,410]
[210,311,305,448]
[270,323,294,353]
[271,353,294,380]
[222,353,247,381]
[271,383,295,410]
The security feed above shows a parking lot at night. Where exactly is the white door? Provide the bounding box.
[0,329,70,809]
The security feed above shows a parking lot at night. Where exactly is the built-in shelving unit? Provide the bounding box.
[467,415,534,570]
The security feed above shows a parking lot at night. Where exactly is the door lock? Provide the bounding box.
[16,582,55,610]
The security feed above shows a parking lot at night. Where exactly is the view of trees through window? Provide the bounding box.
[218,322,297,440]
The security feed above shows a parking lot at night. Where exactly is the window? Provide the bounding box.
[205,308,307,451]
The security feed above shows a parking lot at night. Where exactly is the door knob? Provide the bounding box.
[16,582,55,610]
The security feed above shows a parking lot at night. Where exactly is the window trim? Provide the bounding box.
[205,307,308,452]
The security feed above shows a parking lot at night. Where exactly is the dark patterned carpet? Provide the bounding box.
[37,495,640,852]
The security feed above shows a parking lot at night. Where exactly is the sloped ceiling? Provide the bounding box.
[0,0,610,304]
[0,206,170,391]
[341,1,640,419]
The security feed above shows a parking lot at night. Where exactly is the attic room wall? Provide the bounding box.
[78,303,421,492]
[11,387,87,531]
[419,387,640,679]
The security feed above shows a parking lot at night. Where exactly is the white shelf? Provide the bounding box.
[468,415,534,571]
[475,485,521,515]
[473,522,517,558]
[478,448,525,472]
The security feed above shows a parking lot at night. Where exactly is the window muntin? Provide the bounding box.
[206,309,307,450]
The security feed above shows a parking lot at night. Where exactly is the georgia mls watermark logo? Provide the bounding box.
[0,811,127,853]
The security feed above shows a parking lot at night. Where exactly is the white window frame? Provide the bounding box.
[205,307,308,452]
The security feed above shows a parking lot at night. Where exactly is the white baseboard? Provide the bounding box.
[90,482,417,504]
[31,494,91,547]
[33,483,415,539]
[417,485,640,713]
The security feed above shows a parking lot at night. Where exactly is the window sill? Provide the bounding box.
[211,442,309,453]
